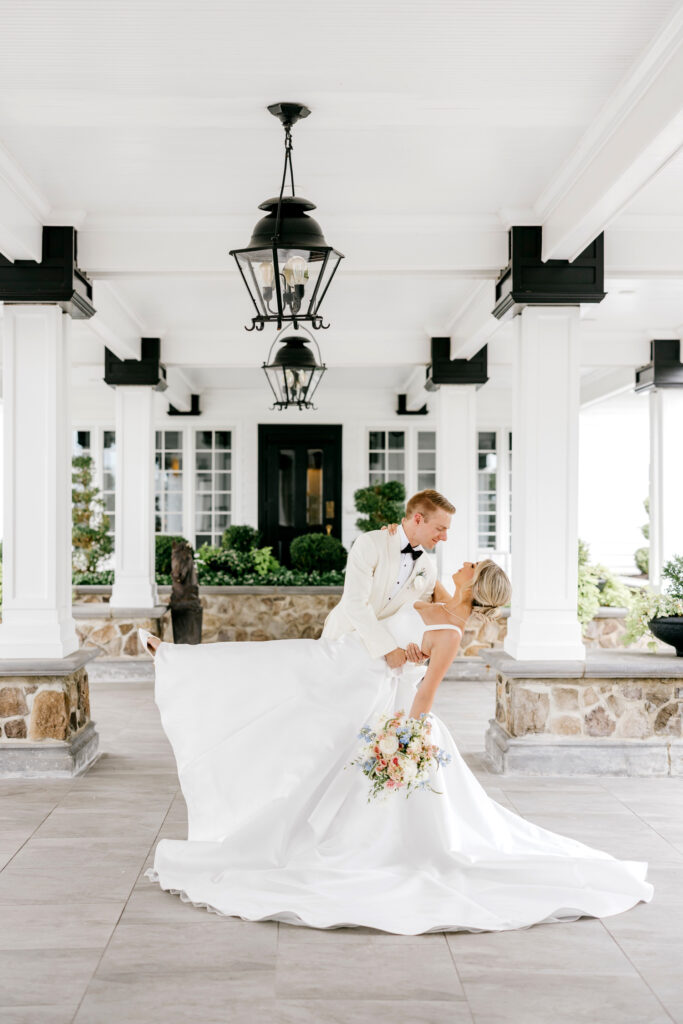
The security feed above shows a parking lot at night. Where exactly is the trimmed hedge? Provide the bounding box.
[289,533,347,573]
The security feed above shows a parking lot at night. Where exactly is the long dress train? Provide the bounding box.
[144,604,653,934]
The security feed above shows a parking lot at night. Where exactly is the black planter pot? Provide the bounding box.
[648,616,683,657]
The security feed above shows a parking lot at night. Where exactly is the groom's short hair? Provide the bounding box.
[406,489,455,518]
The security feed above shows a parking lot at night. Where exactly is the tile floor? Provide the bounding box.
[1,668,682,1024]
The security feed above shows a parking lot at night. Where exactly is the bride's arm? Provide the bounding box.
[408,632,461,719]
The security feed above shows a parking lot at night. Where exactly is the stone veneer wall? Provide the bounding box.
[0,667,90,741]
[495,676,683,741]
[73,587,650,658]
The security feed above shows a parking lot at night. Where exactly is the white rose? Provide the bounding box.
[402,759,418,782]
[378,734,399,757]
[407,739,422,754]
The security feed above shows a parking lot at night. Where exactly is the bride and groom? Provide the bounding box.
[141,488,653,934]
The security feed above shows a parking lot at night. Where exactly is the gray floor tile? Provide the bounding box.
[275,937,464,1001]
[0,1008,76,1024]
[460,968,672,1023]
[0,902,123,950]
[278,1000,474,1023]
[0,947,102,1008]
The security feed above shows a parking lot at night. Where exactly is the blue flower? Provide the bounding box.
[362,759,376,772]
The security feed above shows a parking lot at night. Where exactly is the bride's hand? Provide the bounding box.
[406,642,428,664]
[380,523,400,535]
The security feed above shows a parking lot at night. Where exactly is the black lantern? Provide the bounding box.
[230,102,344,332]
[262,328,327,410]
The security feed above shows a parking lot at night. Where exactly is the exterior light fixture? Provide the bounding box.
[230,102,344,332]
[262,327,327,410]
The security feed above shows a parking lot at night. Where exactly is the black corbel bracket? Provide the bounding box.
[396,394,428,415]
[425,338,488,389]
[168,394,202,416]
[0,226,95,319]
[104,337,167,390]
[635,340,683,393]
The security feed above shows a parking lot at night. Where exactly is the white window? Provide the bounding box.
[102,430,116,538]
[477,429,512,555]
[368,430,405,486]
[73,430,91,456]
[417,430,436,490]
[194,430,232,547]
[155,430,184,536]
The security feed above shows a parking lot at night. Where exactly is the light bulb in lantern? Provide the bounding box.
[283,256,308,287]
[285,367,306,402]
[258,261,275,294]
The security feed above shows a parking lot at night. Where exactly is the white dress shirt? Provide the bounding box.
[387,524,423,601]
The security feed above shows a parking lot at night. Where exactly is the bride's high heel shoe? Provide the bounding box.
[138,628,159,657]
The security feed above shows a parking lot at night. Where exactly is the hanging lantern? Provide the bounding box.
[230,102,344,332]
[262,328,327,410]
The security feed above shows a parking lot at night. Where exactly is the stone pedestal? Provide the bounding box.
[484,649,683,776]
[0,650,100,778]
[74,602,169,657]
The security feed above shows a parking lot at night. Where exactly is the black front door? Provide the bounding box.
[258,424,342,564]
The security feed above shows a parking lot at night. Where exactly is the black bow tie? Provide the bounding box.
[401,541,422,562]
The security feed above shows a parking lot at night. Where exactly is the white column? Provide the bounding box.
[0,305,79,658]
[110,386,159,609]
[504,306,585,661]
[435,386,477,586]
[648,387,683,591]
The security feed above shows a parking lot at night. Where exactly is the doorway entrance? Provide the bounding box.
[258,424,343,564]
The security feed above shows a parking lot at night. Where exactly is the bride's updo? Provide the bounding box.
[466,559,511,628]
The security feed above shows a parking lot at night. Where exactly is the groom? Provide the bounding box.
[321,489,455,667]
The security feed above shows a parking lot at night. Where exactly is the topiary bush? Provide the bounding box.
[156,534,190,575]
[354,481,406,533]
[290,532,348,573]
[221,525,262,552]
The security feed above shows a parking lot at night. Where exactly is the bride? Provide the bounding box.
[140,529,653,935]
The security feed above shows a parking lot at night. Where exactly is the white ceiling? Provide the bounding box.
[1,0,683,396]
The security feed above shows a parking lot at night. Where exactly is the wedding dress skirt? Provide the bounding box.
[145,604,653,934]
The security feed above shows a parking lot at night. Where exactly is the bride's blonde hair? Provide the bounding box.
[465,559,511,628]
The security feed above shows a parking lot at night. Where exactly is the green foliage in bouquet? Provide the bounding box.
[354,480,406,533]
[221,525,262,552]
[623,554,683,649]
[290,533,348,573]
[72,455,113,574]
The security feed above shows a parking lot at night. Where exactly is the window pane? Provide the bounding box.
[196,431,213,450]
[214,493,230,512]
[418,451,435,472]
[479,473,497,491]
[369,473,384,485]
[195,534,211,548]
[214,451,231,471]
[369,452,385,472]
[417,472,436,490]
[166,514,183,533]
[215,513,230,531]
[215,472,231,492]
[388,471,405,484]
[369,431,385,450]
[103,431,116,450]
[478,431,496,450]
[155,431,162,448]
[388,431,405,450]
[215,431,231,450]
[196,452,211,471]
[418,431,435,450]
[197,473,213,492]
[197,494,212,512]
[164,453,182,472]
[164,431,182,450]
[196,513,212,531]
[388,452,404,471]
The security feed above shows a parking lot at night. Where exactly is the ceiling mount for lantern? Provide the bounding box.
[262,326,327,411]
[230,103,344,333]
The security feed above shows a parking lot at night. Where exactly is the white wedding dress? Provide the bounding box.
[144,602,653,934]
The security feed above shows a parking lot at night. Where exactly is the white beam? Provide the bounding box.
[539,5,683,262]
[87,281,143,362]
[0,144,48,262]
[442,280,504,360]
[580,367,635,408]
[400,365,429,411]
[163,366,193,413]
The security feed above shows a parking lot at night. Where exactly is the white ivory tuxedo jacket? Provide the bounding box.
[321,529,437,660]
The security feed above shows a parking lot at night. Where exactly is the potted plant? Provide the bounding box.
[623,555,683,656]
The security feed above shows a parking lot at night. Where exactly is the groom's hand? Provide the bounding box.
[385,647,407,669]
[406,642,428,664]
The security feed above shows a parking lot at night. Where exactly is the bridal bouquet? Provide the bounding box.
[349,710,451,802]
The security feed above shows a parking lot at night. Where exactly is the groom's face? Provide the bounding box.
[411,510,451,548]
